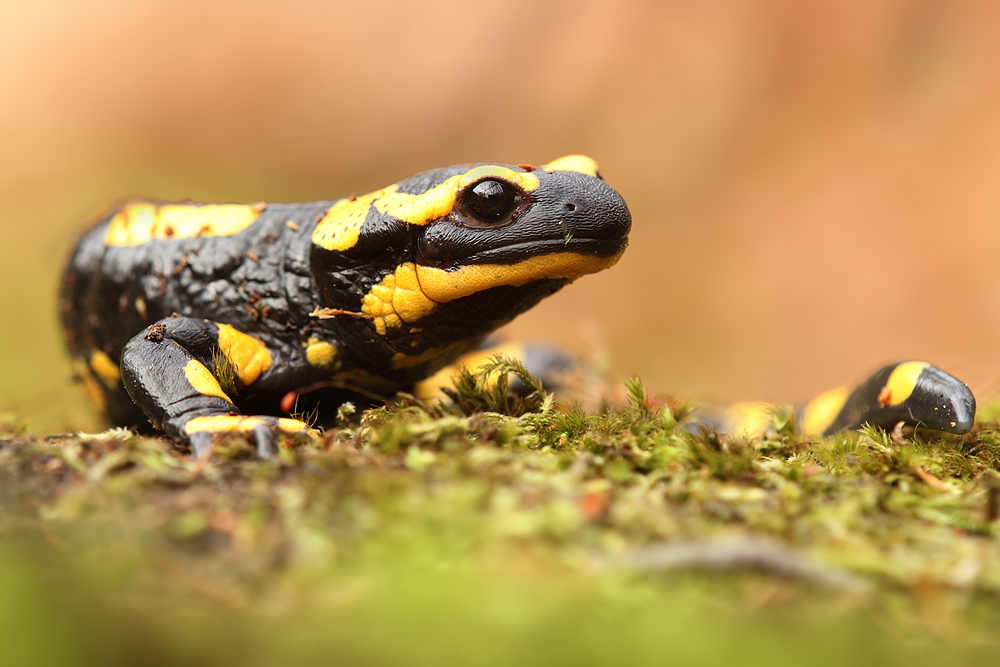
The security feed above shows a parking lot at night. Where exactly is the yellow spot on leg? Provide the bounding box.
[73,359,107,415]
[183,415,317,439]
[216,324,272,385]
[183,360,232,402]
[89,350,121,387]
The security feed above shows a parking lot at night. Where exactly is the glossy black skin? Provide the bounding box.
[673,360,976,438]
[60,164,632,444]
[815,362,976,436]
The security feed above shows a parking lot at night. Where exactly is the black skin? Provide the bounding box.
[60,162,632,455]
[815,362,975,436]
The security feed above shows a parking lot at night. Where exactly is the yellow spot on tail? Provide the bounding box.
[89,350,121,387]
[305,337,338,368]
[105,203,262,246]
[801,385,851,436]
[312,165,541,251]
[183,360,232,402]
[882,361,930,407]
[216,324,272,385]
[415,250,625,303]
[542,155,600,177]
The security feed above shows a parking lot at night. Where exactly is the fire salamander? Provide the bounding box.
[61,154,975,456]
[61,156,631,456]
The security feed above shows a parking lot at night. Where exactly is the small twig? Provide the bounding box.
[309,307,365,319]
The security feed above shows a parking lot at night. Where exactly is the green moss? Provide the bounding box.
[2,364,1000,661]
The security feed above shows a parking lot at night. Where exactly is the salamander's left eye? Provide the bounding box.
[460,180,518,225]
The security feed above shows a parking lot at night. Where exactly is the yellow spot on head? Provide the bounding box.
[305,337,338,368]
[183,360,232,402]
[542,155,600,177]
[216,324,272,386]
[359,251,623,333]
[105,203,261,246]
[374,166,541,226]
[361,263,437,332]
[311,185,396,253]
[801,385,851,436]
[883,361,930,407]
[311,165,541,252]
[89,350,121,387]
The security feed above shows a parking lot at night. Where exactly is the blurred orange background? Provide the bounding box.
[3,0,1000,431]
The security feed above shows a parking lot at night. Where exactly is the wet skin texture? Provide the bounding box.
[60,157,631,456]
[60,155,975,456]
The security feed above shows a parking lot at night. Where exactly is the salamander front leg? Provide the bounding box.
[120,318,317,457]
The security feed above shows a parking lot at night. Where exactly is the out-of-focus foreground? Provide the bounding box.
[3,0,1000,430]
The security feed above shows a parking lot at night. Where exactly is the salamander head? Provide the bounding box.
[310,156,631,379]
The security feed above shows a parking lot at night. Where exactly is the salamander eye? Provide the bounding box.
[461,180,518,225]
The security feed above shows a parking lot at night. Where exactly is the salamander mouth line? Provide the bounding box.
[409,245,627,306]
[416,236,629,272]
[412,264,443,305]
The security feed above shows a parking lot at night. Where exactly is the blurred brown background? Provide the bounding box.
[3,0,1000,431]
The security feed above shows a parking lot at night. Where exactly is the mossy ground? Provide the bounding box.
[2,360,1000,665]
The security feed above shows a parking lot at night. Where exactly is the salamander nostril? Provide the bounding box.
[564,203,577,212]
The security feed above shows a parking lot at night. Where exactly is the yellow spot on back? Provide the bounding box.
[216,324,272,386]
[89,350,121,387]
[542,155,600,177]
[883,361,930,407]
[305,337,338,368]
[183,360,232,402]
[311,165,541,251]
[801,385,851,436]
[105,203,262,246]
[311,185,396,252]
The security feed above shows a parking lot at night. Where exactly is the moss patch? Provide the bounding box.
[2,364,1000,664]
